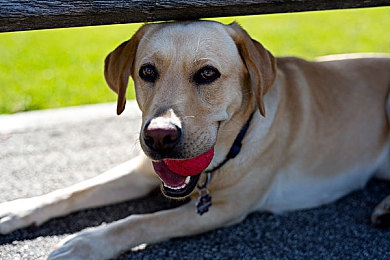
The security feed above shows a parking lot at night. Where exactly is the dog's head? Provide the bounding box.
[105,21,276,198]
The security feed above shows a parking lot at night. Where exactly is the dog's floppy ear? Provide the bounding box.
[227,22,276,117]
[104,25,148,115]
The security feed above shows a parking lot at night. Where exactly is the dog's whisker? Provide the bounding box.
[133,138,141,147]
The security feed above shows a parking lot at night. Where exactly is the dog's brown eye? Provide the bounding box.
[139,65,158,83]
[194,66,221,85]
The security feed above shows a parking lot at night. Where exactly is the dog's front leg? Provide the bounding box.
[48,197,248,260]
[0,154,159,234]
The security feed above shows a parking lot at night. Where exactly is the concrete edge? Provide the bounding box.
[0,101,141,134]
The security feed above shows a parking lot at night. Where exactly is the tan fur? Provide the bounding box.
[0,21,389,259]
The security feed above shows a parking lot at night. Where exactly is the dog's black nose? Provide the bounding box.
[143,119,181,151]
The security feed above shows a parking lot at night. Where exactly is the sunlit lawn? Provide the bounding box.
[0,7,389,114]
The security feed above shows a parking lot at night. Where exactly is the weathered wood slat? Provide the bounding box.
[1,0,389,32]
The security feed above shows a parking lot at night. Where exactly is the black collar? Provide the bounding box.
[205,111,255,175]
[196,111,255,215]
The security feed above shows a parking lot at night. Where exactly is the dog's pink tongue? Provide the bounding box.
[152,161,188,188]
[163,148,214,176]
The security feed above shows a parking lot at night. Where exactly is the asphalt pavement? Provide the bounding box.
[0,101,389,260]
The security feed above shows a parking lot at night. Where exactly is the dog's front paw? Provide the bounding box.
[0,197,48,234]
[48,228,115,260]
[372,195,390,228]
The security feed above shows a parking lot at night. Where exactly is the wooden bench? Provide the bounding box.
[1,0,389,33]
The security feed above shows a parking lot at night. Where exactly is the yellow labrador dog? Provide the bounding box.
[1,21,389,259]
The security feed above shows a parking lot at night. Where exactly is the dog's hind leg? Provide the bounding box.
[0,154,159,234]
[371,92,390,228]
[372,195,390,228]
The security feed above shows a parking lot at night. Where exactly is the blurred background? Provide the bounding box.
[0,7,389,114]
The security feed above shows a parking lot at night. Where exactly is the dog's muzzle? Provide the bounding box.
[142,114,215,197]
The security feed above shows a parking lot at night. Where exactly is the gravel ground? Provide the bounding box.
[0,101,389,260]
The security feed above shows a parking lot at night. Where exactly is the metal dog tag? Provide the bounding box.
[196,172,212,215]
[196,189,212,215]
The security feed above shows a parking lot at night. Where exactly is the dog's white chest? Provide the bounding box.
[257,166,373,214]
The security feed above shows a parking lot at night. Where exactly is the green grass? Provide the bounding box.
[0,7,389,114]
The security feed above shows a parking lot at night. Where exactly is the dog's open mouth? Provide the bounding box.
[152,148,214,198]
[152,161,201,197]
